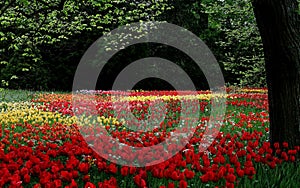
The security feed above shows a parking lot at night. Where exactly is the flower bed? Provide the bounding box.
[0,89,299,187]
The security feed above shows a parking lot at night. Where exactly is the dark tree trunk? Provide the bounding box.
[252,0,300,148]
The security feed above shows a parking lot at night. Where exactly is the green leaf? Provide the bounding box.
[10,75,18,80]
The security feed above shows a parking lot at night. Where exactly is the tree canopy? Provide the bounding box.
[1,0,266,90]
[0,0,171,90]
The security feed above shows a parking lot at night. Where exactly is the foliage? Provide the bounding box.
[0,0,171,90]
[0,0,268,90]
[0,89,33,102]
[200,0,266,87]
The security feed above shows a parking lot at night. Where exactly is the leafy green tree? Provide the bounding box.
[1,0,271,90]
[0,0,171,90]
[200,0,265,87]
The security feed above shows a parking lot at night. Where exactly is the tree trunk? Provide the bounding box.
[252,0,300,148]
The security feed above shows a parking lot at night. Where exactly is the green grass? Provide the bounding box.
[237,162,300,188]
[0,88,36,102]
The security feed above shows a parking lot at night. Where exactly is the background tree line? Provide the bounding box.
[1,0,265,91]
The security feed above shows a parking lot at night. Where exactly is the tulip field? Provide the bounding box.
[0,88,299,188]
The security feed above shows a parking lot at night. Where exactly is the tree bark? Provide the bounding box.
[252,0,300,148]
